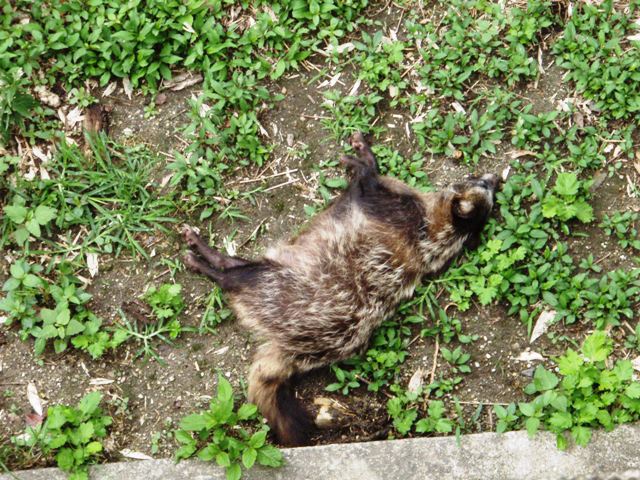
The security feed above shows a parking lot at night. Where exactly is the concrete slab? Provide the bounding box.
[3,425,640,480]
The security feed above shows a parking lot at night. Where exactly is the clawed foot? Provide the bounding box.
[183,250,204,273]
[339,154,363,169]
[347,132,376,171]
[182,224,201,250]
[349,132,368,155]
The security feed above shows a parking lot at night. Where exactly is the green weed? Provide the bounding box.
[496,331,640,449]
[174,375,283,480]
[12,391,112,480]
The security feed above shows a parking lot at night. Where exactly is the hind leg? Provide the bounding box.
[184,251,267,292]
[183,251,235,288]
[182,225,251,269]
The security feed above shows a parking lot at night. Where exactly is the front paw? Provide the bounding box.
[349,131,368,154]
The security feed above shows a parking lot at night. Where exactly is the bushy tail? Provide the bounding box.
[248,343,314,447]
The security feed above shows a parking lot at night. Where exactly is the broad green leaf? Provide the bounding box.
[256,445,283,467]
[237,403,257,420]
[557,349,583,375]
[14,227,30,245]
[518,402,535,417]
[49,433,68,449]
[4,205,28,224]
[56,448,75,471]
[22,274,42,288]
[47,407,68,429]
[78,422,95,443]
[571,426,592,447]
[533,366,559,392]
[548,411,572,430]
[217,375,233,404]
[242,447,257,469]
[180,413,210,431]
[226,463,242,480]
[216,451,231,468]
[10,262,25,279]
[66,319,86,336]
[249,430,267,449]
[34,205,58,225]
[581,331,611,363]
[625,383,640,399]
[554,172,579,197]
[525,417,540,438]
[197,444,219,462]
[174,430,194,445]
[78,391,102,416]
[85,441,103,455]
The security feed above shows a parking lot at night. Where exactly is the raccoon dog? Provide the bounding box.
[183,132,498,446]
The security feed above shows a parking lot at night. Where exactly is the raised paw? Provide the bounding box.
[181,224,200,249]
[349,132,368,154]
[339,155,363,169]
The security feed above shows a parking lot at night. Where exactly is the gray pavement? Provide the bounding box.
[2,425,640,480]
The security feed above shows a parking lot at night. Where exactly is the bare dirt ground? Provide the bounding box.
[1,2,639,469]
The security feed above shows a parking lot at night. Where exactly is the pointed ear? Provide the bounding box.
[452,195,477,219]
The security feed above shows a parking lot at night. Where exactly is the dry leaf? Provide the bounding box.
[511,150,537,159]
[530,310,556,344]
[66,107,84,127]
[89,378,114,386]
[120,449,153,460]
[407,367,425,394]
[164,72,203,92]
[516,351,544,362]
[632,356,640,372]
[32,146,51,163]
[628,33,640,42]
[39,166,50,180]
[501,165,511,181]
[27,383,43,416]
[214,346,229,355]
[34,85,61,108]
[451,101,466,114]
[324,42,355,56]
[123,77,133,100]
[102,82,117,98]
[315,406,334,428]
[86,253,99,278]
[348,78,361,97]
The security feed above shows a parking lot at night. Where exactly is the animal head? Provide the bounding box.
[449,173,499,235]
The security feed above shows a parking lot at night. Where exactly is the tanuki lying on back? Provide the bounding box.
[183,132,498,446]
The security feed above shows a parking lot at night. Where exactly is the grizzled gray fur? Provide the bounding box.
[183,132,498,446]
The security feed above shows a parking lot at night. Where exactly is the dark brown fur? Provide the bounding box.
[183,133,498,446]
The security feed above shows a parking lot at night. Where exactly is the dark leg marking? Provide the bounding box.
[183,251,233,288]
[182,225,251,269]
